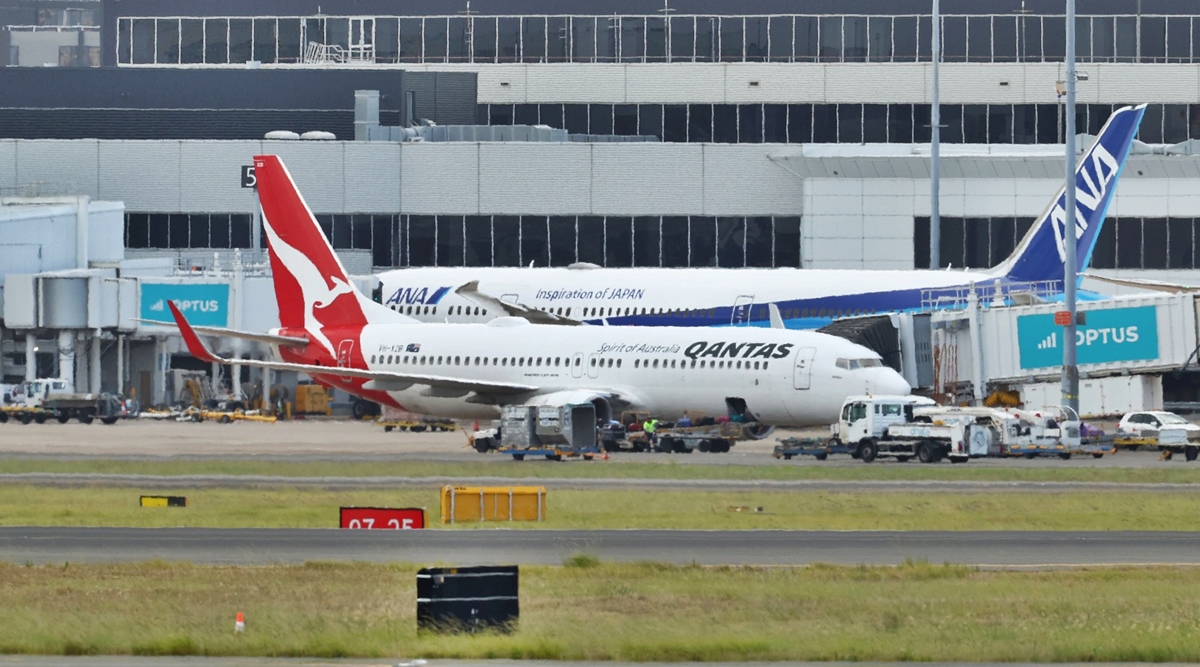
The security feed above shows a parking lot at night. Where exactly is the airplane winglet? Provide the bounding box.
[168,301,222,363]
[768,303,786,330]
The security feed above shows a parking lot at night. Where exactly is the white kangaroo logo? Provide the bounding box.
[263,220,354,358]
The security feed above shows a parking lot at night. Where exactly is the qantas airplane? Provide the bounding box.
[375,105,1146,329]
[162,154,911,430]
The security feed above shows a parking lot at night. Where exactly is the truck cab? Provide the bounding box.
[834,395,936,445]
[13,378,73,408]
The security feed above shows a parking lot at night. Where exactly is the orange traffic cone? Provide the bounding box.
[235,611,245,633]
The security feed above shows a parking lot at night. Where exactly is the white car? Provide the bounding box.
[1117,411,1200,439]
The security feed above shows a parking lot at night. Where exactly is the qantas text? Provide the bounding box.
[684,341,794,360]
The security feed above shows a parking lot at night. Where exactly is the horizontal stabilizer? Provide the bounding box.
[165,300,535,395]
[1083,273,1200,294]
[138,319,309,348]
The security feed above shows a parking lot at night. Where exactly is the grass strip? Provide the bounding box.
[1,560,1199,661]
[2,456,1200,484]
[2,485,1199,530]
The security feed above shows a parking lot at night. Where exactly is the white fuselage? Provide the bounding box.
[377,266,998,327]
[350,318,910,425]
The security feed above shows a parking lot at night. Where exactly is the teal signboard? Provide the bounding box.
[1017,305,1159,370]
[140,283,230,327]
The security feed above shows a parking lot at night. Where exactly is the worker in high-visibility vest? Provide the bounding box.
[642,418,659,447]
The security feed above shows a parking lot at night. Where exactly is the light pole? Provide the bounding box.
[1062,0,1080,414]
[929,0,940,270]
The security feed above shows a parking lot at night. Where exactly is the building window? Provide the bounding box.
[116,13,1200,67]
[914,217,1036,270]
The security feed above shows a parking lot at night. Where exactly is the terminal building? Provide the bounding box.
[2,0,1200,413]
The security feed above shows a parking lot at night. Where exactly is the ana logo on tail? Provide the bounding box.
[1049,142,1121,262]
[263,220,354,357]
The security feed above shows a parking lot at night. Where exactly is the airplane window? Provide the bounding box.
[652,359,659,368]
[566,308,572,316]
[575,357,581,366]
[634,359,640,368]
[502,358,507,366]
[370,355,376,363]
[670,360,675,368]
[590,358,596,367]
[690,360,696,368]
[737,360,742,369]
[433,307,438,315]
[763,362,768,370]
[607,358,614,367]
[754,361,760,370]
[616,359,622,368]
[555,357,561,366]
[519,358,525,367]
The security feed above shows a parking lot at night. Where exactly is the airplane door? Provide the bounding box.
[571,352,584,378]
[731,295,755,326]
[587,353,600,379]
[337,339,355,368]
[792,346,816,390]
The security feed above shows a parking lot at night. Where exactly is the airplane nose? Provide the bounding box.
[869,370,912,396]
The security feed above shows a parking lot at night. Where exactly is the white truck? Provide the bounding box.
[832,395,984,463]
[829,396,1084,463]
[0,378,128,425]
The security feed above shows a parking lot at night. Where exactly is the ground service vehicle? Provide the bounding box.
[1114,411,1200,460]
[0,379,127,425]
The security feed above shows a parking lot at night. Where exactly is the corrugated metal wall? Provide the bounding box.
[0,139,805,217]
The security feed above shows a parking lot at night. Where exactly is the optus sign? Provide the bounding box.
[1017,305,1159,370]
[140,282,230,327]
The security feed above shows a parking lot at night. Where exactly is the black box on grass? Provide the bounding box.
[416,565,518,633]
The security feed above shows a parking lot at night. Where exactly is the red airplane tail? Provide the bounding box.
[253,155,405,356]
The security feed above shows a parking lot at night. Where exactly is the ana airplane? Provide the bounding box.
[375,105,1146,330]
[162,154,912,430]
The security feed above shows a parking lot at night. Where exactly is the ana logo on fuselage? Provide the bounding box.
[1049,142,1120,262]
[683,341,793,360]
[386,286,451,306]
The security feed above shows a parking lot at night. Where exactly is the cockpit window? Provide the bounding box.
[836,358,884,370]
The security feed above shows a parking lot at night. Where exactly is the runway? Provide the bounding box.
[2,526,1198,567]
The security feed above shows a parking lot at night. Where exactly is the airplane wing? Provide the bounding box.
[455,281,583,326]
[165,301,537,395]
[1082,273,1200,294]
[138,320,310,348]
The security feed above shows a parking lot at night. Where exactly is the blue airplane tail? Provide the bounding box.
[990,104,1146,285]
